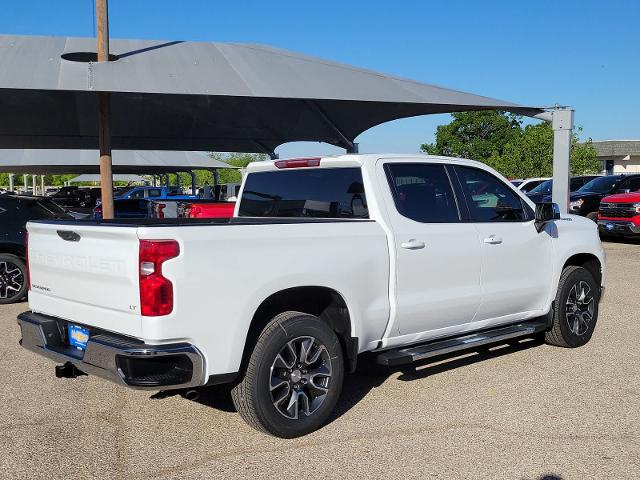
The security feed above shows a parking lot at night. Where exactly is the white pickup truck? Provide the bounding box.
[18,154,605,438]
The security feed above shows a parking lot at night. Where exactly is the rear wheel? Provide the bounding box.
[231,311,344,438]
[545,266,599,347]
[0,254,27,305]
[586,211,598,222]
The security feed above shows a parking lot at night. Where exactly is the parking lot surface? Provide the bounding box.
[1,241,638,480]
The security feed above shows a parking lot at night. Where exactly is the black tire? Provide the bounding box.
[231,311,344,438]
[586,211,598,222]
[0,254,28,305]
[545,266,599,348]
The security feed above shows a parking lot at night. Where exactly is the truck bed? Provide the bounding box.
[26,216,390,378]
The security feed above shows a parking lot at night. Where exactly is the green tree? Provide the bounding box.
[495,123,600,178]
[176,152,268,187]
[422,112,600,179]
[421,110,522,161]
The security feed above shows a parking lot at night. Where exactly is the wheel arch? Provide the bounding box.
[0,243,26,258]
[562,253,602,287]
[240,286,358,374]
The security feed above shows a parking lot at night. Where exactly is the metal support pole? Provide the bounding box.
[8,174,14,192]
[23,174,27,192]
[41,175,45,195]
[96,0,114,219]
[190,171,196,195]
[213,169,220,187]
[32,175,37,195]
[550,107,574,214]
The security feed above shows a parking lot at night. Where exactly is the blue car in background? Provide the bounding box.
[93,186,199,219]
[116,186,198,201]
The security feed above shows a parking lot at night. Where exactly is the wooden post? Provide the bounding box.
[96,0,114,219]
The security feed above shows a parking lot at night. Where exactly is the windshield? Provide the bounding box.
[529,180,552,194]
[29,199,74,219]
[578,176,619,194]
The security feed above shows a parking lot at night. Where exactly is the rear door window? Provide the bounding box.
[239,168,368,218]
[384,163,460,223]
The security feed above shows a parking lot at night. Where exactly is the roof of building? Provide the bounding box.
[592,140,640,157]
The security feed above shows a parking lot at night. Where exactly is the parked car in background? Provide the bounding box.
[598,191,640,238]
[511,177,549,193]
[50,186,94,209]
[556,174,640,221]
[527,175,601,204]
[177,201,236,218]
[116,186,198,201]
[150,199,235,219]
[215,182,242,201]
[94,198,152,219]
[20,154,605,438]
[0,194,73,304]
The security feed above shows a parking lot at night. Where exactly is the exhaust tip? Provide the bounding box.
[182,389,200,401]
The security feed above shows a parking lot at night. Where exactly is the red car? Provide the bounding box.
[598,191,640,237]
[177,201,235,219]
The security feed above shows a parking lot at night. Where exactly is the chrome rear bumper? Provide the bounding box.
[17,311,205,390]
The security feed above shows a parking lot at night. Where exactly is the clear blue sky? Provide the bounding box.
[2,0,638,157]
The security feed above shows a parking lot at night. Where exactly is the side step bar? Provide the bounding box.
[376,322,547,367]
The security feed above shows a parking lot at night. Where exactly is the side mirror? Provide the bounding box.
[535,202,560,232]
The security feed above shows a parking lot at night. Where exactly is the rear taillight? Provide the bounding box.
[139,240,180,316]
[25,231,30,291]
[274,158,321,169]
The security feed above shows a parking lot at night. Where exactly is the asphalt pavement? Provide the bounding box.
[0,240,638,479]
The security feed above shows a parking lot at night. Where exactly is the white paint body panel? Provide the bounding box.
[26,154,605,381]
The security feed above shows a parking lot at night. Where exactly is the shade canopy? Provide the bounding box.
[68,174,146,183]
[0,35,543,155]
[0,149,233,174]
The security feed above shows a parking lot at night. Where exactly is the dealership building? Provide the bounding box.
[593,140,640,175]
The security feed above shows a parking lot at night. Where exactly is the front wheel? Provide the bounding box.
[231,311,344,438]
[586,211,598,222]
[545,266,600,347]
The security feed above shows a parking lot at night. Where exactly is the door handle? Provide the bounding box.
[483,235,503,245]
[401,239,425,250]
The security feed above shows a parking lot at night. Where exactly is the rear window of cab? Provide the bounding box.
[238,168,368,219]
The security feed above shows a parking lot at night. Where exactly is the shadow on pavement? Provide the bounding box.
[176,336,545,422]
[600,235,640,245]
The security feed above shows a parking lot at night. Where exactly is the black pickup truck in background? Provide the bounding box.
[0,194,73,304]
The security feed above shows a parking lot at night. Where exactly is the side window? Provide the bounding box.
[385,163,459,223]
[456,166,528,222]
[129,189,144,199]
[148,189,162,197]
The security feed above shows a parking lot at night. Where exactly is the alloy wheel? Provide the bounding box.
[269,336,332,420]
[565,280,595,336]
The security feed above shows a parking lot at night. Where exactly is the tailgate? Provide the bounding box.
[27,222,142,337]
